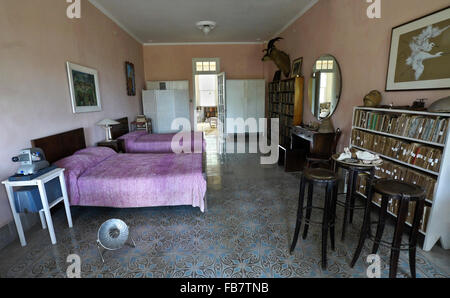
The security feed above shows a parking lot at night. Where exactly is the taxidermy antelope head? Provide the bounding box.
[262,37,291,78]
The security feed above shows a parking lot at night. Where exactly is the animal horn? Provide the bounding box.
[267,37,283,50]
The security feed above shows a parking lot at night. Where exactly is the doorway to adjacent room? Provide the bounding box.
[193,58,226,154]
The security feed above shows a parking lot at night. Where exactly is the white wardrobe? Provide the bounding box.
[142,80,190,133]
[225,79,265,134]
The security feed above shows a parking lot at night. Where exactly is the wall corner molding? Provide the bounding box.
[88,0,144,44]
[271,0,319,39]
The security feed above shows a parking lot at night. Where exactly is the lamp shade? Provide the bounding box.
[97,119,120,127]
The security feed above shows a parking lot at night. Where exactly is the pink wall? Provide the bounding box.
[143,44,266,99]
[265,0,450,151]
[0,0,144,228]
[143,43,266,128]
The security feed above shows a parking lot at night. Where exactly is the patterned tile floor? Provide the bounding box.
[0,135,448,278]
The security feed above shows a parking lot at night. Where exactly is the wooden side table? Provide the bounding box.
[1,168,73,246]
[97,140,123,153]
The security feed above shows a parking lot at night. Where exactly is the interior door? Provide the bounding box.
[217,72,226,139]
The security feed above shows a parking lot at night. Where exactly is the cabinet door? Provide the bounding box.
[246,80,266,133]
[143,90,158,132]
[226,80,245,134]
[174,89,191,131]
[156,90,176,133]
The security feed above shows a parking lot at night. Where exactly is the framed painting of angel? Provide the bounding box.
[386,6,450,91]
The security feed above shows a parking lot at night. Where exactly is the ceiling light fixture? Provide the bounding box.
[196,21,216,35]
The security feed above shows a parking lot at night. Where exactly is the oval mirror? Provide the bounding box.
[308,55,342,120]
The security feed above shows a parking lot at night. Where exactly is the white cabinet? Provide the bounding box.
[226,79,265,134]
[142,89,190,133]
[146,80,189,91]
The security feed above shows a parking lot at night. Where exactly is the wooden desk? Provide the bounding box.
[279,126,336,172]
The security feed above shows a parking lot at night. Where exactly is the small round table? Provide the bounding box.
[331,154,382,241]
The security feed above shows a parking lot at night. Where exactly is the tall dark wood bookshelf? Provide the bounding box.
[268,76,304,149]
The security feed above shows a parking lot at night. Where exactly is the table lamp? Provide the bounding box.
[97,119,120,142]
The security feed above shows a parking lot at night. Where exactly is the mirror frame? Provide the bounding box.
[307,54,342,121]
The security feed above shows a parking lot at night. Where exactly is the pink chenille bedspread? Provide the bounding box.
[74,153,206,212]
[118,131,206,153]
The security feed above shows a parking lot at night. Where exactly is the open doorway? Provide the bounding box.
[192,58,225,154]
[195,74,218,138]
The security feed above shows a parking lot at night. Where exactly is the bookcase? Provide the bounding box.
[268,76,304,148]
[350,106,450,251]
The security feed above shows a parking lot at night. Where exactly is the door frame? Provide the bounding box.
[217,72,226,139]
[192,58,221,131]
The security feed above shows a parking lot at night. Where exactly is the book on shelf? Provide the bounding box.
[353,110,449,144]
[351,130,443,173]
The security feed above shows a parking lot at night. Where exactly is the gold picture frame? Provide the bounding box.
[386,6,450,91]
[291,57,303,78]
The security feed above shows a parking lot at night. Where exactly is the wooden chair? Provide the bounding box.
[306,128,341,169]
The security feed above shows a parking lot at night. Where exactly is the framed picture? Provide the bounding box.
[291,57,303,78]
[386,7,450,91]
[125,61,136,96]
[66,62,102,113]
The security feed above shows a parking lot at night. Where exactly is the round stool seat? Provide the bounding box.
[373,179,426,200]
[303,168,337,182]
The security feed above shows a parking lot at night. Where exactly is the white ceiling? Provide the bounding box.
[89,0,318,44]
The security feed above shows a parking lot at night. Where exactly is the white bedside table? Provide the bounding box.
[2,168,73,246]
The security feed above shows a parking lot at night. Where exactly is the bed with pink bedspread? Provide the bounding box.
[118,131,206,154]
[54,147,207,212]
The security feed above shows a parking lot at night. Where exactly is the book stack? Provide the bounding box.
[353,111,449,144]
[280,93,294,104]
[268,77,303,149]
[268,82,280,93]
[280,79,295,92]
[351,130,443,173]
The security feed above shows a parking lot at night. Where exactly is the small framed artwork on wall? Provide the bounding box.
[125,61,136,96]
[386,6,450,91]
[66,62,102,113]
[291,57,303,78]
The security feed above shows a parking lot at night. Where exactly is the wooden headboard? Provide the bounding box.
[31,128,86,164]
[111,117,129,140]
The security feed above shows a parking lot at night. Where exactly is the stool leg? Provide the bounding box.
[290,177,307,253]
[349,171,359,224]
[342,169,355,241]
[302,182,314,240]
[321,182,331,270]
[409,199,425,278]
[329,182,338,251]
[372,195,389,254]
[389,198,409,278]
[350,185,373,268]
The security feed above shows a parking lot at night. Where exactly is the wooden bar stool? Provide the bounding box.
[331,154,378,241]
[350,179,426,278]
[290,168,339,269]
